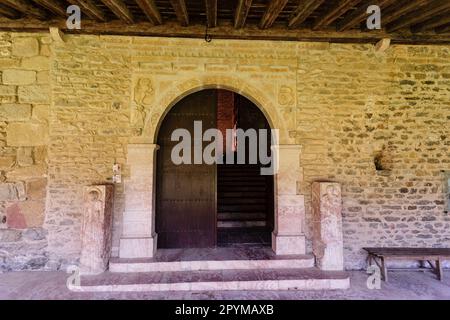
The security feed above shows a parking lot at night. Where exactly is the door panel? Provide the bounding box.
[156,90,217,248]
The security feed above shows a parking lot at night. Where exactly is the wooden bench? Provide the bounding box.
[363,247,450,282]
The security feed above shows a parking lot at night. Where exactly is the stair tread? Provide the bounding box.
[81,268,349,286]
[111,248,311,263]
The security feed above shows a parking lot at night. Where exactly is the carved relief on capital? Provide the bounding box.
[131,78,155,136]
[278,85,295,106]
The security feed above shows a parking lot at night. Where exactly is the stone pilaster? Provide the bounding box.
[312,182,344,271]
[119,144,159,258]
[272,145,306,255]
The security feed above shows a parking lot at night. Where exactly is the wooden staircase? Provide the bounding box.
[217,164,273,247]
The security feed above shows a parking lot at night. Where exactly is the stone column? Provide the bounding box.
[272,145,306,255]
[119,144,159,258]
[312,182,344,271]
[80,184,114,275]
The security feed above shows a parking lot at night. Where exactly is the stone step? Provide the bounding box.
[218,204,266,212]
[219,180,267,186]
[109,248,314,273]
[217,220,267,228]
[217,227,271,247]
[219,191,267,197]
[219,176,267,181]
[217,212,267,220]
[73,268,350,292]
[217,197,266,205]
[217,171,263,176]
[218,186,267,192]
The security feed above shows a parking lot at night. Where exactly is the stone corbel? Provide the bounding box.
[49,27,66,43]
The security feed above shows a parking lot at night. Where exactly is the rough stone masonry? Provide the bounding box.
[0,32,448,271]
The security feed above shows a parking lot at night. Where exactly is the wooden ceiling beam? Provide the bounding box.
[136,0,162,25]
[3,0,47,19]
[337,0,395,31]
[0,4,21,19]
[435,24,450,33]
[205,0,217,28]
[259,0,288,29]
[312,0,361,30]
[169,0,189,27]
[234,0,252,29]
[380,0,430,26]
[387,0,450,32]
[66,0,106,22]
[288,0,325,29]
[411,13,450,32]
[31,0,66,17]
[99,0,133,24]
[0,18,448,45]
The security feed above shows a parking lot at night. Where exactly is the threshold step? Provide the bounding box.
[109,248,314,273]
[73,268,350,292]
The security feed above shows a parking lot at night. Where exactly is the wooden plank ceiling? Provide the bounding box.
[0,0,449,44]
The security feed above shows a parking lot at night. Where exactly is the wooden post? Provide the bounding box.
[437,259,443,281]
[381,256,388,282]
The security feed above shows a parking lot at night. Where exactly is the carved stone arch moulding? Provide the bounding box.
[129,75,294,145]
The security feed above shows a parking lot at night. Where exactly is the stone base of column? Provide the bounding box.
[272,233,306,255]
[119,235,157,258]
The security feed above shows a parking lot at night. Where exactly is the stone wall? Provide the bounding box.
[0,33,50,270]
[296,44,450,268]
[0,32,448,271]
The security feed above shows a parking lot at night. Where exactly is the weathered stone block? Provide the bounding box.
[6,123,48,146]
[12,38,39,57]
[2,69,36,85]
[0,229,22,242]
[7,164,47,180]
[22,227,47,241]
[36,71,49,84]
[32,146,47,164]
[312,182,344,271]
[31,104,49,122]
[6,201,45,229]
[21,56,49,71]
[0,182,26,201]
[0,155,15,170]
[20,201,46,228]
[17,147,34,166]
[0,85,16,95]
[0,58,20,68]
[0,103,31,121]
[26,178,47,200]
[18,85,49,104]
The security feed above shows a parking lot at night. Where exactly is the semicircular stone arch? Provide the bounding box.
[133,75,294,145]
[120,74,305,259]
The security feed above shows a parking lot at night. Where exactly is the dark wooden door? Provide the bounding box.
[156,90,217,248]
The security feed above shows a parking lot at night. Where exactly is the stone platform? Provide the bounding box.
[73,268,350,292]
[109,247,314,273]
[80,248,351,292]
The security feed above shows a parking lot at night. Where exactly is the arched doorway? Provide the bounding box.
[155,89,274,249]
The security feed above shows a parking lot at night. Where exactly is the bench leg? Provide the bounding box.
[437,260,443,281]
[368,254,373,268]
[381,257,388,282]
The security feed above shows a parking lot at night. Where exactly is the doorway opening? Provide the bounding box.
[155,89,274,249]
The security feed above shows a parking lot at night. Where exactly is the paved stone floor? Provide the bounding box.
[0,270,449,300]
